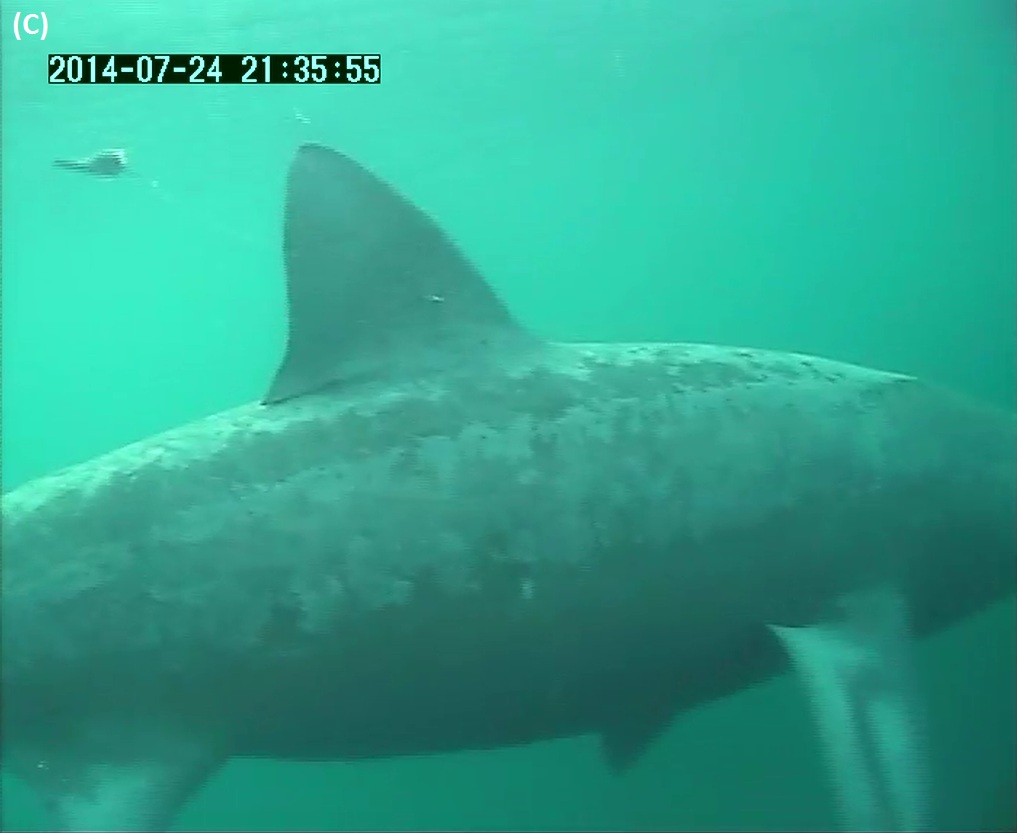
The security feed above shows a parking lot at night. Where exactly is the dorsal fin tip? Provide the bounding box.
[263,143,535,404]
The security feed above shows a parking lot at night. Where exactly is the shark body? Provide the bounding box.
[2,144,1014,831]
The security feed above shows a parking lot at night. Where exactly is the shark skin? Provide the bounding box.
[2,144,1015,831]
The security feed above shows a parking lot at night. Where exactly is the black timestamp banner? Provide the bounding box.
[48,54,382,84]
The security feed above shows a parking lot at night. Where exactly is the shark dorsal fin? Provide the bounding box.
[263,143,533,404]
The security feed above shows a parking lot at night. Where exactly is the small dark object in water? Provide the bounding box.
[53,148,128,177]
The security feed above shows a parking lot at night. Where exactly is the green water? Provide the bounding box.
[1,0,1014,829]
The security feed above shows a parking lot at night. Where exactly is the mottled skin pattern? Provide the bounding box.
[2,340,1014,828]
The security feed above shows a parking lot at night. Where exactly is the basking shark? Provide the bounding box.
[2,143,1014,832]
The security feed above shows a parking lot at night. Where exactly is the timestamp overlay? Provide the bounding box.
[48,54,381,84]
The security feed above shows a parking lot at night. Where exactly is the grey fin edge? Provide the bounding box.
[769,585,930,832]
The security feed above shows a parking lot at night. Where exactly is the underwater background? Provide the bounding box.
[1,0,1014,829]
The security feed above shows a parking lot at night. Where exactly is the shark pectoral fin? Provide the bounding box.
[11,728,223,832]
[599,695,676,772]
[769,586,929,833]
